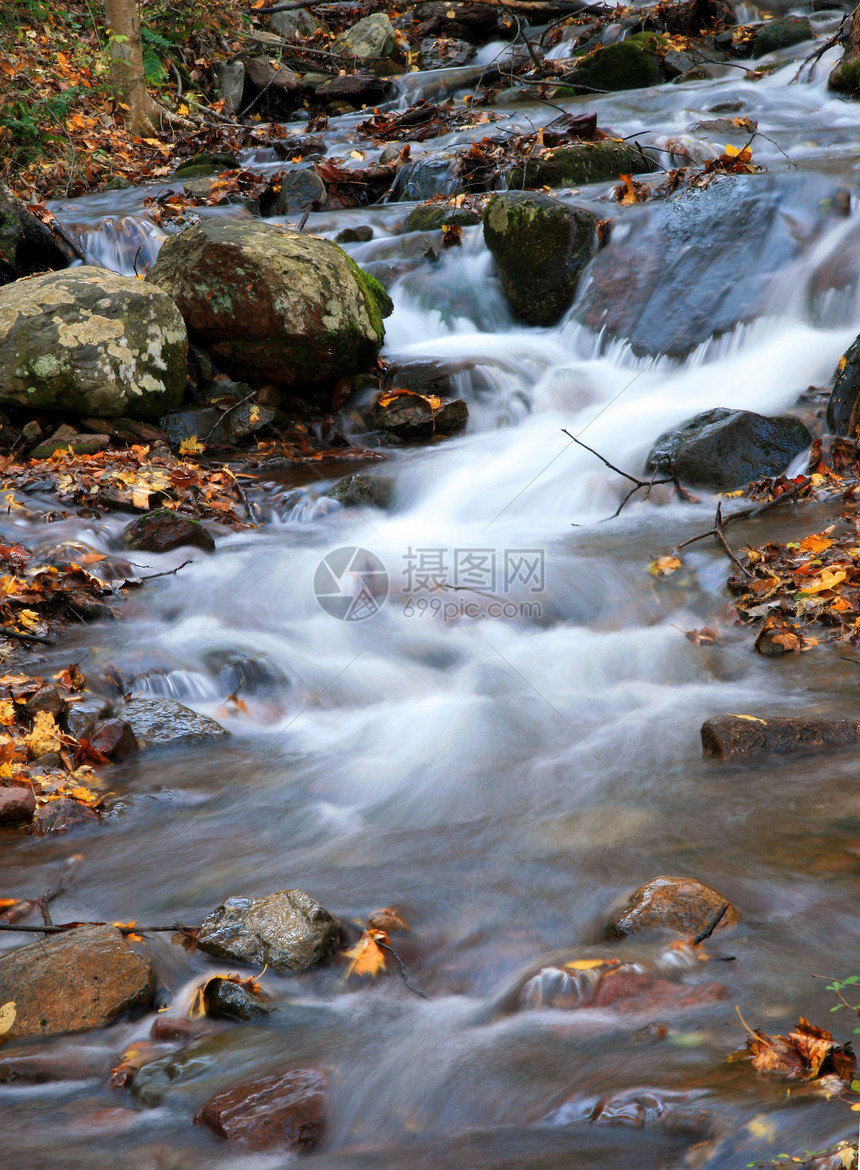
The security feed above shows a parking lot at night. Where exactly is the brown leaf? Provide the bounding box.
[367,907,409,933]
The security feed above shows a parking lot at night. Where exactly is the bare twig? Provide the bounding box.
[377,939,429,999]
[0,628,55,646]
[0,920,197,936]
[693,900,729,945]
[792,12,850,83]
[138,559,193,581]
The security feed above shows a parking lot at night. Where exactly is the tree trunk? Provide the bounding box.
[829,2,860,95]
[103,0,156,135]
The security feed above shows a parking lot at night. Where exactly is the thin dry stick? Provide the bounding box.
[378,939,429,999]
[0,920,196,935]
[693,901,729,945]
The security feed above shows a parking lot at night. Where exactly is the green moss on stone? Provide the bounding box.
[567,37,664,92]
[829,57,860,95]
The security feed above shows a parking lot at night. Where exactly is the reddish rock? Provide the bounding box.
[90,719,138,759]
[0,786,35,824]
[24,684,65,719]
[605,875,740,939]
[590,970,728,1012]
[150,1016,200,1042]
[32,797,99,837]
[194,1069,327,1153]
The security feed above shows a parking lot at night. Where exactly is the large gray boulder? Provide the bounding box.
[147,220,392,395]
[197,889,339,972]
[332,13,395,58]
[0,267,187,417]
[483,192,597,326]
[0,925,153,1043]
[646,407,811,490]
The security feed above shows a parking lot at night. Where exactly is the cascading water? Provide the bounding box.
[5,17,860,1168]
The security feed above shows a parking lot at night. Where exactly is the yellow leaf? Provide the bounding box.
[564,958,608,970]
[0,700,14,726]
[799,533,832,555]
[799,568,847,594]
[26,710,61,758]
[0,1000,15,1036]
[343,929,388,979]
[648,555,681,577]
[177,102,189,116]
[727,713,767,723]
[350,149,364,160]
[179,435,206,455]
[724,143,742,157]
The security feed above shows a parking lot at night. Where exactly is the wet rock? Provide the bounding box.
[0,267,187,418]
[195,1069,327,1152]
[419,36,476,68]
[173,152,241,179]
[228,401,276,439]
[747,15,812,58]
[0,181,73,286]
[0,924,153,1043]
[316,69,396,105]
[336,224,374,244]
[405,203,481,232]
[827,333,860,436]
[81,416,168,445]
[0,786,35,824]
[605,876,740,939]
[32,798,100,836]
[590,969,728,1010]
[24,683,65,720]
[372,393,435,438]
[329,473,394,509]
[383,357,469,399]
[150,1016,199,1042]
[243,56,300,93]
[147,219,392,395]
[204,977,272,1021]
[566,32,665,91]
[30,432,110,459]
[399,152,464,201]
[543,1086,711,1134]
[483,192,597,326]
[159,406,228,446]
[333,12,395,58]
[414,1,503,42]
[435,398,469,434]
[120,509,216,554]
[270,6,327,39]
[702,714,860,760]
[507,142,657,190]
[578,175,809,356]
[115,697,229,748]
[89,718,138,759]
[197,889,339,972]
[63,695,111,740]
[645,407,811,490]
[268,166,327,216]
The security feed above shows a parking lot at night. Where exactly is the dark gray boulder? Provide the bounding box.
[483,192,597,326]
[0,182,75,286]
[197,889,339,972]
[646,407,811,490]
[827,334,860,436]
[507,142,657,190]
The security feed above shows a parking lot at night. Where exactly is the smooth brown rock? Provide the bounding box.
[32,797,99,837]
[195,1069,327,1152]
[24,683,65,719]
[89,718,138,759]
[121,509,215,554]
[701,715,860,760]
[0,786,35,824]
[590,970,729,1011]
[605,876,740,939]
[0,924,154,1044]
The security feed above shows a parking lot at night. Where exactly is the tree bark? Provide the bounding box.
[829,2,860,94]
[103,0,156,135]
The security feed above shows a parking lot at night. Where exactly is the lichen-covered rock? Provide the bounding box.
[566,32,665,91]
[197,889,339,972]
[0,924,153,1043]
[0,267,187,418]
[605,876,740,939]
[646,407,811,490]
[333,13,396,59]
[507,142,658,190]
[483,192,597,326]
[147,220,392,396]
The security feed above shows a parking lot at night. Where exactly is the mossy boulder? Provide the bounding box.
[147,220,392,395]
[483,192,597,326]
[749,15,811,59]
[566,32,665,92]
[507,141,657,190]
[0,267,187,418]
[405,203,481,232]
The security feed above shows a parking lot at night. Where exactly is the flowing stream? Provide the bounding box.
[5,13,860,1167]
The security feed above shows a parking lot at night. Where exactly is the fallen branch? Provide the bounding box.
[377,939,429,999]
[561,428,689,518]
[693,901,729,945]
[138,559,193,581]
[792,11,850,83]
[672,479,808,569]
[0,628,55,646]
[0,920,197,936]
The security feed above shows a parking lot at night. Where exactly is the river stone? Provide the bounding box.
[0,181,72,286]
[217,61,245,114]
[406,203,481,232]
[702,715,860,759]
[205,977,272,1021]
[269,166,327,216]
[566,32,665,91]
[749,15,812,58]
[646,407,811,490]
[195,1069,327,1152]
[0,786,35,824]
[32,798,100,836]
[146,220,392,395]
[483,192,598,326]
[605,876,740,939]
[197,889,340,972]
[333,13,396,59]
[89,718,138,759]
[420,36,475,68]
[0,924,153,1044]
[63,694,111,740]
[329,473,394,509]
[120,509,216,554]
[507,142,658,190]
[271,6,326,38]
[114,697,230,748]
[0,267,187,418]
[827,333,860,436]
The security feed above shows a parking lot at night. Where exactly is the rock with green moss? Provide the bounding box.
[121,508,216,554]
[147,220,393,396]
[748,15,811,59]
[566,32,665,92]
[332,13,395,58]
[405,203,481,232]
[173,152,240,179]
[483,192,598,325]
[0,267,187,418]
[507,141,657,190]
